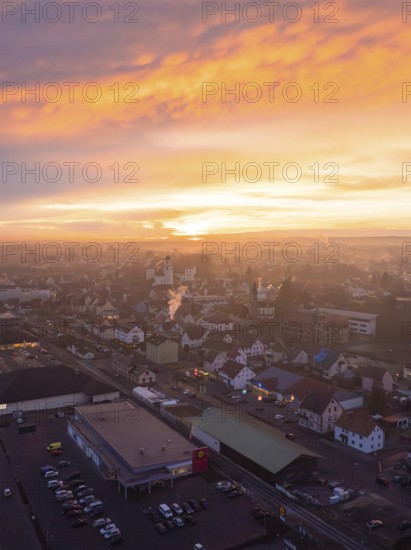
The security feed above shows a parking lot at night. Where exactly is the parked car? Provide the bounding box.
[274,414,285,421]
[66,471,81,481]
[199,498,210,510]
[69,479,85,488]
[56,492,74,502]
[106,534,124,546]
[173,517,184,528]
[66,509,83,518]
[74,485,87,494]
[222,484,235,494]
[164,520,175,530]
[47,480,62,489]
[187,499,201,512]
[3,488,12,497]
[79,495,96,505]
[71,518,88,528]
[171,503,183,515]
[159,503,173,519]
[398,520,411,531]
[194,544,206,550]
[51,449,63,456]
[183,514,196,525]
[155,522,167,534]
[44,470,58,478]
[375,477,389,487]
[285,433,296,441]
[227,490,244,498]
[92,518,112,528]
[104,529,121,541]
[182,502,194,514]
[367,520,383,529]
[61,500,80,511]
[100,524,116,535]
[40,465,55,475]
[77,488,94,498]
[215,480,231,490]
[58,460,71,468]
[55,484,70,491]
[63,504,82,514]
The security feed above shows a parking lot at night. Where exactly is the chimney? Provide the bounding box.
[162,445,166,451]
[140,448,144,455]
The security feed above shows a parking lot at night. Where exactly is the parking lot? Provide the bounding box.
[0,414,278,549]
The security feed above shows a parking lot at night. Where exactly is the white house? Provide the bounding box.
[288,348,308,366]
[203,350,227,373]
[114,323,145,347]
[221,332,265,357]
[218,361,256,390]
[181,326,208,350]
[299,391,344,433]
[361,366,393,393]
[335,410,385,453]
[312,349,349,380]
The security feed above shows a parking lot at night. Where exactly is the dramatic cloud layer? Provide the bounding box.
[1,0,410,239]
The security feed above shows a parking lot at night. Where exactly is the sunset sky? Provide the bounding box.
[1,1,411,240]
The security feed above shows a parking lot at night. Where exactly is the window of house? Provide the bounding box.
[334,406,337,411]
[359,444,362,448]
[360,435,362,440]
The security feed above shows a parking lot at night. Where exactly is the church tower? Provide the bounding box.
[164,255,173,286]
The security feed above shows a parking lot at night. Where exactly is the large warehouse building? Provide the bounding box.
[190,409,322,483]
[68,400,200,498]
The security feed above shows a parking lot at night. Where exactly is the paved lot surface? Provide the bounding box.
[0,415,277,550]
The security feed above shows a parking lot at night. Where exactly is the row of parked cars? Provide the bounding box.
[145,498,210,540]
[41,464,124,546]
[215,480,244,498]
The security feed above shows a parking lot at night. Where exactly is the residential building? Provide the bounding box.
[312,349,348,380]
[361,366,393,393]
[146,335,178,364]
[203,350,226,373]
[114,322,144,347]
[218,360,256,390]
[335,409,385,453]
[299,391,344,433]
[181,326,208,350]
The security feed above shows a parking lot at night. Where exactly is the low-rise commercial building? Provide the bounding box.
[68,400,199,498]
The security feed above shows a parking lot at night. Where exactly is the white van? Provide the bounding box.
[159,503,172,519]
